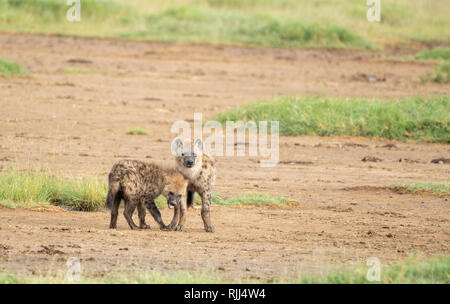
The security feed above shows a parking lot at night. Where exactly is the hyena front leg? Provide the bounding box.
[145,199,166,230]
[200,191,214,232]
[123,198,140,230]
[166,203,180,230]
[137,200,150,229]
[174,197,187,231]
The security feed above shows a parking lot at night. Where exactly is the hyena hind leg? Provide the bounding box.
[137,201,150,229]
[123,198,140,230]
[109,191,122,229]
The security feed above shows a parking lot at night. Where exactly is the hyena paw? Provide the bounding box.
[205,225,215,233]
[174,225,184,231]
[163,225,176,231]
[139,224,151,229]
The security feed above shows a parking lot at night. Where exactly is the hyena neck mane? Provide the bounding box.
[176,157,202,180]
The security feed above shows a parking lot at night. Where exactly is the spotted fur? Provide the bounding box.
[171,138,216,232]
[106,160,187,230]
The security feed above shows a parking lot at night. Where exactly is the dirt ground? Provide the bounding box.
[0,33,449,280]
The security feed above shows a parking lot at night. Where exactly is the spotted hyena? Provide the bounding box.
[106,160,188,230]
[171,137,216,232]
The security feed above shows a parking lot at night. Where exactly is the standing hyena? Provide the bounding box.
[171,137,216,232]
[106,160,188,230]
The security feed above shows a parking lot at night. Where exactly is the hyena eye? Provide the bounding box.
[181,153,186,157]
[192,153,197,157]
[169,191,174,196]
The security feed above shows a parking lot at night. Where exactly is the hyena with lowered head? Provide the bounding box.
[171,137,216,232]
[106,159,188,230]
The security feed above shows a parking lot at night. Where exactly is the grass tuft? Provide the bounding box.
[0,58,27,77]
[126,128,149,135]
[294,255,450,284]
[189,191,293,207]
[390,183,450,197]
[421,61,450,84]
[211,192,293,207]
[215,95,450,143]
[415,47,450,84]
[0,170,106,211]
[415,47,450,61]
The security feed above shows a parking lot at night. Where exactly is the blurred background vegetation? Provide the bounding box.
[0,0,448,50]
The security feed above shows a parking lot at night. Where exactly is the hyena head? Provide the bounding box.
[163,169,188,209]
[171,137,203,173]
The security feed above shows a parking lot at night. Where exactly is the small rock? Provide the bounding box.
[362,156,382,162]
[431,158,450,164]
[382,143,398,149]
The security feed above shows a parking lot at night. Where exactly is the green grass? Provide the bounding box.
[0,169,106,211]
[415,47,450,61]
[134,6,374,49]
[203,191,293,207]
[157,191,292,208]
[382,47,450,64]
[414,47,450,84]
[0,255,448,283]
[0,0,449,49]
[215,95,450,143]
[390,183,450,197]
[0,169,172,211]
[0,58,27,77]
[422,61,450,84]
[296,255,450,284]
[0,0,139,37]
[126,128,149,135]
[0,169,291,211]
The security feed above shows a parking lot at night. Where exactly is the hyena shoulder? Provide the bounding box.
[186,153,216,192]
[199,154,216,179]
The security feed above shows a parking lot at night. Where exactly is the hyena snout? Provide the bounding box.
[181,153,197,168]
[167,192,182,209]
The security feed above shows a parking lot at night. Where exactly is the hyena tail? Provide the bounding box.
[186,190,194,209]
[106,181,120,210]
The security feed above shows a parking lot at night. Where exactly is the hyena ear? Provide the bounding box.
[194,138,203,152]
[171,137,183,155]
